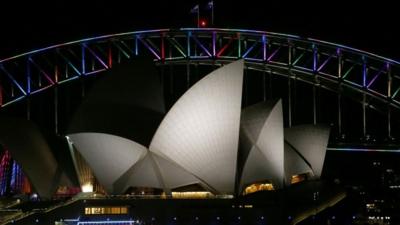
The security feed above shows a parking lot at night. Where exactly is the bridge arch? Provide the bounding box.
[0,28,399,144]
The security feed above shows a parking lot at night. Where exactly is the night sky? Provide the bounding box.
[0,0,399,61]
[1,0,400,202]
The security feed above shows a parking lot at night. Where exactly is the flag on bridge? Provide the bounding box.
[190,4,199,13]
[206,1,214,25]
[207,1,213,10]
[190,4,200,27]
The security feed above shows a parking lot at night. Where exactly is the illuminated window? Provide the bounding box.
[171,191,213,199]
[81,183,93,193]
[291,173,308,184]
[170,184,213,199]
[243,182,274,195]
[121,207,128,214]
[84,207,129,215]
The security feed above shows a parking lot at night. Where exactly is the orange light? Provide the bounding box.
[171,191,213,199]
[243,183,274,195]
[291,173,308,184]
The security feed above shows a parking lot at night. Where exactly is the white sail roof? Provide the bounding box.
[240,100,285,190]
[284,142,313,183]
[150,60,244,194]
[68,133,147,193]
[0,118,60,198]
[284,125,330,178]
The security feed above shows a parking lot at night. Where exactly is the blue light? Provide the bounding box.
[77,221,138,225]
[0,29,169,63]
[1,27,399,113]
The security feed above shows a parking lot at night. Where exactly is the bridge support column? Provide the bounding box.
[313,86,317,125]
[269,70,273,99]
[80,79,85,98]
[337,49,343,138]
[362,93,367,139]
[387,106,391,139]
[338,93,342,137]
[387,64,392,139]
[244,65,248,105]
[186,61,190,89]
[160,64,165,96]
[169,64,174,96]
[263,70,266,101]
[54,86,58,135]
[26,97,30,121]
[288,76,292,127]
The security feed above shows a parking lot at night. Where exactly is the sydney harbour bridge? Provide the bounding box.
[1,28,400,149]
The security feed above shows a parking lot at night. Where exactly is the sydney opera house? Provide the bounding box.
[66,59,330,197]
[0,59,344,225]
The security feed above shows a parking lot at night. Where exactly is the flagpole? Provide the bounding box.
[211,2,214,26]
[191,4,200,28]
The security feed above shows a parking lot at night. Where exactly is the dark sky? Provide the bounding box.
[0,0,399,60]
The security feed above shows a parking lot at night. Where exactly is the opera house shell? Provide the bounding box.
[0,59,330,199]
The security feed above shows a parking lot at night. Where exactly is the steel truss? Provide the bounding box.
[1,28,400,139]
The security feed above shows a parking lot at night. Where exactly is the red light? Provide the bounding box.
[200,19,207,27]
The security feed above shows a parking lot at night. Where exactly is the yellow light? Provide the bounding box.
[171,191,213,199]
[291,174,307,184]
[82,183,93,193]
[85,207,129,215]
[243,183,274,195]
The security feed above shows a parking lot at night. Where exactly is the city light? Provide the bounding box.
[81,183,93,193]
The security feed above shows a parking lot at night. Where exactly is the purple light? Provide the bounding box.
[138,38,161,60]
[77,221,138,225]
[0,27,399,111]
[0,29,169,63]
[191,35,212,57]
[212,31,216,57]
[1,28,398,66]
[262,35,267,61]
